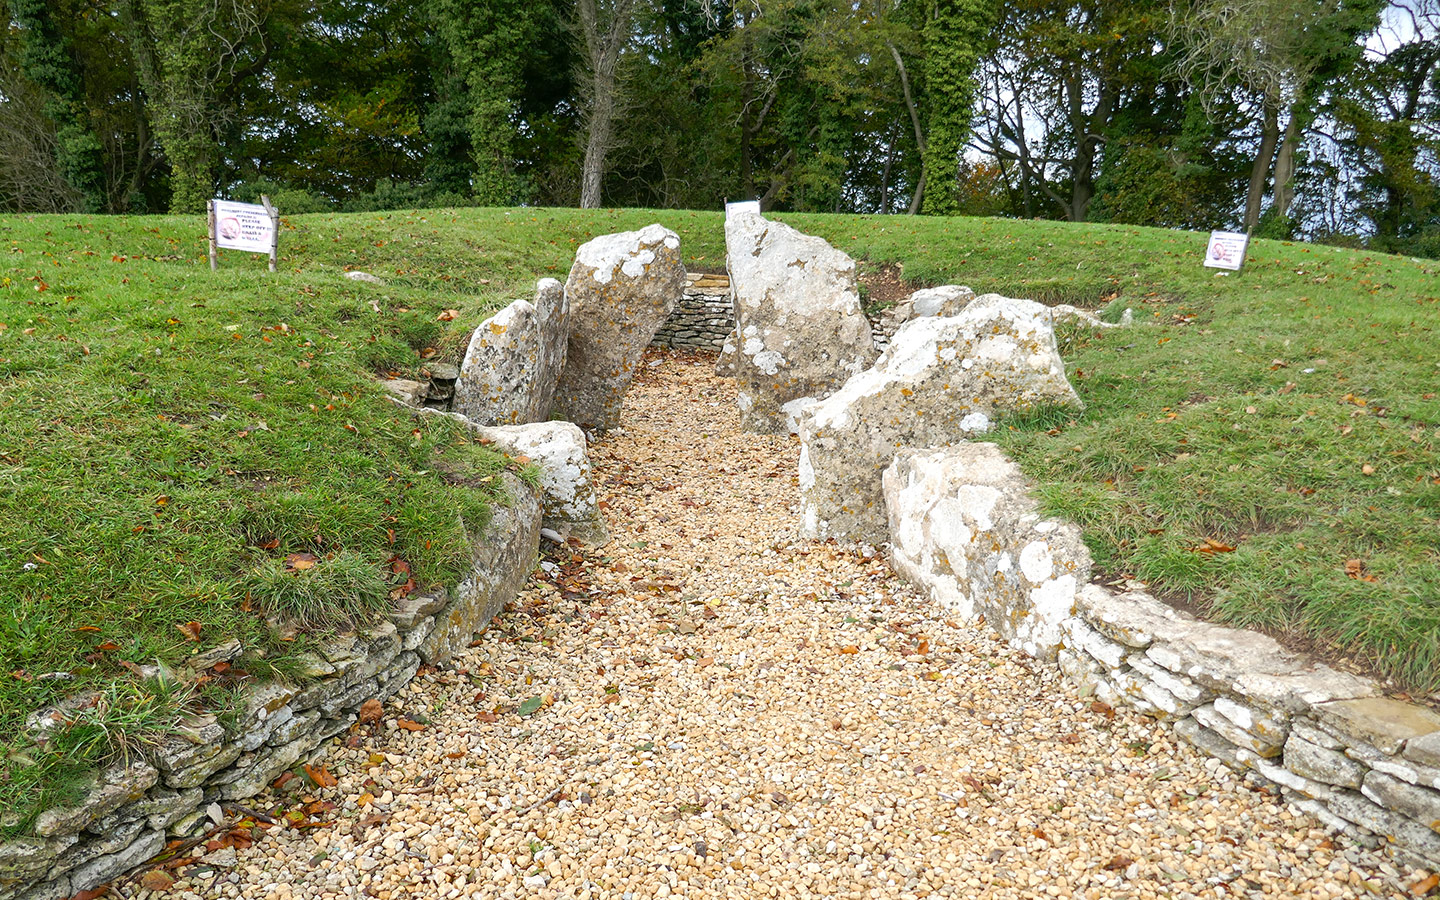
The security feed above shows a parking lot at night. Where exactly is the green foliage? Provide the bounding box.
[919,0,997,215]
[8,0,107,212]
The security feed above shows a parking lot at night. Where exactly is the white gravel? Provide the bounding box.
[119,351,1428,900]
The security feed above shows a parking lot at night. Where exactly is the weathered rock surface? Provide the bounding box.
[454,279,569,425]
[469,422,607,545]
[878,285,975,334]
[343,271,383,285]
[883,445,1090,658]
[715,331,738,378]
[378,378,427,407]
[419,471,542,664]
[724,213,876,433]
[553,226,685,430]
[798,294,1082,542]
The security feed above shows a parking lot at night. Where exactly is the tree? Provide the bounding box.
[918,0,997,214]
[119,0,284,213]
[7,0,107,211]
[1332,4,1440,252]
[575,0,642,207]
[1169,0,1385,231]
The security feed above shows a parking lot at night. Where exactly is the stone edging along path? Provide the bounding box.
[881,441,1440,872]
[3,476,544,900]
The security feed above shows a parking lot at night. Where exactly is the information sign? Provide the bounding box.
[208,196,279,272]
[725,200,761,219]
[1203,230,1250,271]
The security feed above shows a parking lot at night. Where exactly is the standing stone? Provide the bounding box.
[724,212,876,434]
[883,444,1091,659]
[418,471,542,664]
[553,225,685,431]
[715,330,738,377]
[469,421,608,545]
[798,294,1083,543]
[453,278,569,425]
[879,285,976,335]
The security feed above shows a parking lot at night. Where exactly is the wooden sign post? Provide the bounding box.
[209,196,279,272]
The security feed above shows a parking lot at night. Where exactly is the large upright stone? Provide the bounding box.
[553,225,685,431]
[797,294,1082,543]
[453,278,569,425]
[724,213,876,434]
[418,471,541,664]
[469,421,608,545]
[883,444,1091,659]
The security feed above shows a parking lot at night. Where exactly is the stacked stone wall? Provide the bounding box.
[650,275,734,351]
[884,445,1440,871]
[4,476,541,900]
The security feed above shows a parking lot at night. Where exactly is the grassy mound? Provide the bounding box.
[1,207,1435,829]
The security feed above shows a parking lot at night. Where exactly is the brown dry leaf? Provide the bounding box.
[358,698,383,724]
[838,645,860,655]
[1059,733,1082,744]
[477,711,499,723]
[285,552,318,571]
[1089,700,1116,719]
[1361,463,1376,476]
[1408,873,1439,896]
[396,718,425,732]
[436,309,460,321]
[175,621,202,642]
[356,791,374,807]
[1191,539,1235,554]
[1102,855,1135,871]
[140,869,176,892]
[303,764,338,788]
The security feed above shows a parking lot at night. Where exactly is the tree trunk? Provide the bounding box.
[878,127,896,214]
[907,169,926,215]
[1245,102,1281,229]
[1270,110,1300,223]
[576,0,636,209]
[580,70,616,208]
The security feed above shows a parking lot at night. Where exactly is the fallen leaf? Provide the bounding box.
[140,869,176,891]
[1089,700,1116,719]
[1408,872,1439,896]
[358,698,383,724]
[1361,463,1376,476]
[839,645,860,655]
[396,718,425,731]
[436,309,460,321]
[517,696,544,717]
[356,791,374,807]
[285,552,318,571]
[303,764,338,788]
[175,621,202,642]
[1103,854,1135,871]
[477,711,499,723]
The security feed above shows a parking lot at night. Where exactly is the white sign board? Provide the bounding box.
[211,200,275,254]
[1203,230,1249,271]
[725,200,761,219]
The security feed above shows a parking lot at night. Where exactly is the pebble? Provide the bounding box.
[114,351,1425,900]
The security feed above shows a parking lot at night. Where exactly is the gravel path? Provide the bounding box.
[137,351,1425,900]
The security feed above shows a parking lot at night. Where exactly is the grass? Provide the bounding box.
[1,205,1436,828]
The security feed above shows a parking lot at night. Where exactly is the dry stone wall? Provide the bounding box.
[650,274,734,351]
[882,443,1440,871]
[3,475,541,900]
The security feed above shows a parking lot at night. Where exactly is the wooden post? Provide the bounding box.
[207,200,218,271]
[260,194,278,273]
